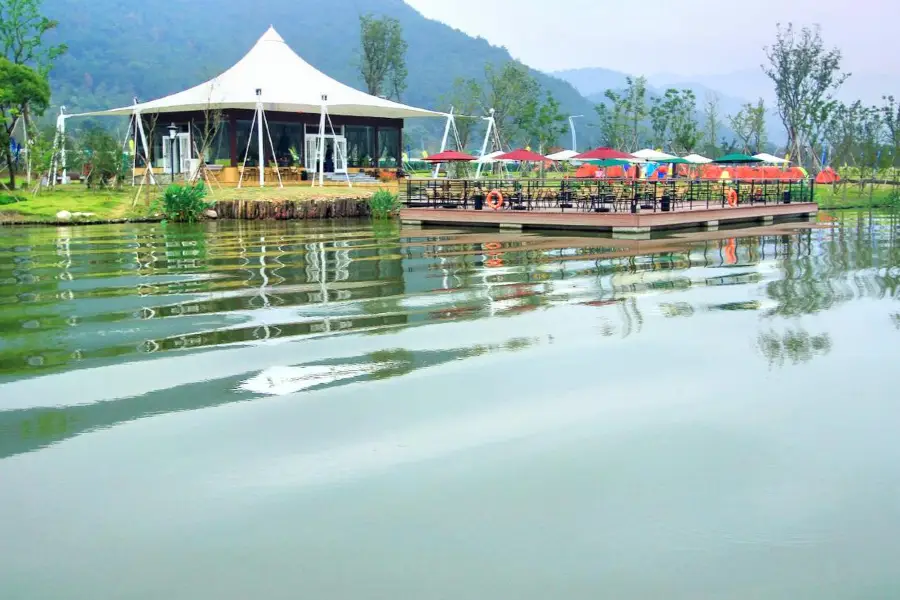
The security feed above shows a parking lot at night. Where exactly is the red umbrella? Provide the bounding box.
[423,150,476,162]
[496,148,551,162]
[574,147,634,161]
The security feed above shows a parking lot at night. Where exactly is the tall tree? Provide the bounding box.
[728,98,768,154]
[880,96,900,169]
[358,14,407,100]
[0,57,49,188]
[480,61,540,147]
[763,23,848,168]
[0,0,67,74]
[594,89,628,149]
[702,94,722,157]
[521,92,568,154]
[663,89,700,154]
[622,76,648,151]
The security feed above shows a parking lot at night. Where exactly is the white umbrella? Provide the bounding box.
[476,150,509,163]
[753,153,790,164]
[545,149,580,161]
[683,153,713,164]
[632,148,677,161]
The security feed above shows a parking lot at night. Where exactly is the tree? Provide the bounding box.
[594,89,628,149]
[648,95,668,149]
[622,76,648,151]
[480,61,540,147]
[663,89,700,154]
[0,0,67,74]
[521,91,568,154]
[728,98,768,154]
[0,57,49,189]
[358,14,407,100]
[763,23,849,168]
[880,96,900,170]
[702,93,722,157]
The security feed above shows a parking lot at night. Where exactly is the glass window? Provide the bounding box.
[345,125,375,168]
[268,122,304,166]
[377,127,400,168]
[234,119,254,165]
[191,120,231,165]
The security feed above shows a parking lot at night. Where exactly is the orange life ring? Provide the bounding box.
[484,242,502,251]
[485,189,504,210]
[726,188,738,207]
[485,258,504,268]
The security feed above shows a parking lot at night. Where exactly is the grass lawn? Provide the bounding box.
[0,181,388,223]
[815,183,900,210]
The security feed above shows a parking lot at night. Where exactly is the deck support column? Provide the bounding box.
[704,220,719,231]
[759,215,774,225]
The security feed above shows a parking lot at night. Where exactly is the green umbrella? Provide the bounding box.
[713,153,764,164]
[666,157,694,165]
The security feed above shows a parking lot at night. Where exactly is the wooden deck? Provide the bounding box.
[400,203,819,235]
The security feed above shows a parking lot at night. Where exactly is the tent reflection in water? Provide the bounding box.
[67,27,442,187]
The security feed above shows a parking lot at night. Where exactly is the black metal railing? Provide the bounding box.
[402,178,815,213]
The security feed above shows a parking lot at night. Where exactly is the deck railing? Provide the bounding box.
[401,178,815,213]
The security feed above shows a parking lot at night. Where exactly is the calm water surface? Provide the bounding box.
[1,213,898,599]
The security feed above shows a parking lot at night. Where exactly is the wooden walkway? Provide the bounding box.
[400,203,818,235]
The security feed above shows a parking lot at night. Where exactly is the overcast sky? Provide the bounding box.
[404,0,900,78]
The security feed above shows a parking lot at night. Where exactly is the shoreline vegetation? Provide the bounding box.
[1,179,897,225]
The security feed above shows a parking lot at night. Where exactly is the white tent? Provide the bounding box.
[75,27,441,119]
[632,148,677,161]
[546,149,580,161]
[683,153,713,164]
[753,153,790,165]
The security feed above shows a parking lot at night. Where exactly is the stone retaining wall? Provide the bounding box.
[214,198,371,220]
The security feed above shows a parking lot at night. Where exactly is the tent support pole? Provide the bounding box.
[433,107,454,179]
[475,109,495,180]
[256,89,265,187]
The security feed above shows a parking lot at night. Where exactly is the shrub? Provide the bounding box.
[0,194,27,206]
[155,182,212,223]
[368,188,399,219]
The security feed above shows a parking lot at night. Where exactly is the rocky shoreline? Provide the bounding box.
[213,197,371,220]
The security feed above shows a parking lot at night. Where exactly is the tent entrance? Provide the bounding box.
[304,133,347,174]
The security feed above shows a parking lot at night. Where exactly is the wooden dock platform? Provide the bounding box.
[400,203,818,235]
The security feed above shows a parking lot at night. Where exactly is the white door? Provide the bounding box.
[334,137,347,174]
[178,133,191,173]
[304,136,319,171]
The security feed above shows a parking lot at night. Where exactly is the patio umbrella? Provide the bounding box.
[714,153,764,164]
[422,150,476,162]
[585,158,632,167]
[496,148,551,162]
[574,147,634,161]
[632,148,677,161]
[546,149,580,161]
[752,152,790,165]
[683,153,713,164]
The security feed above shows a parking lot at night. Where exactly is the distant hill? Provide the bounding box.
[42,0,599,148]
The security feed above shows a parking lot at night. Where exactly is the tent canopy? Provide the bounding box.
[753,153,790,164]
[73,27,442,120]
[632,148,677,161]
[683,153,713,164]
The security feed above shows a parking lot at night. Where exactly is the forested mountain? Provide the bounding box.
[42,0,599,146]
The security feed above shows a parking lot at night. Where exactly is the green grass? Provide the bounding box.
[0,185,151,223]
[814,183,900,210]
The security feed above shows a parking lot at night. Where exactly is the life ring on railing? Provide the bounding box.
[485,189,504,210]
[726,187,738,207]
[484,242,502,251]
[485,258,504,268]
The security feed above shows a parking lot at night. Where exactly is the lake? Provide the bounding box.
[1,212,898,599]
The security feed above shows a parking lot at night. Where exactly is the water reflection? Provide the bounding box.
[0,211,898,459]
